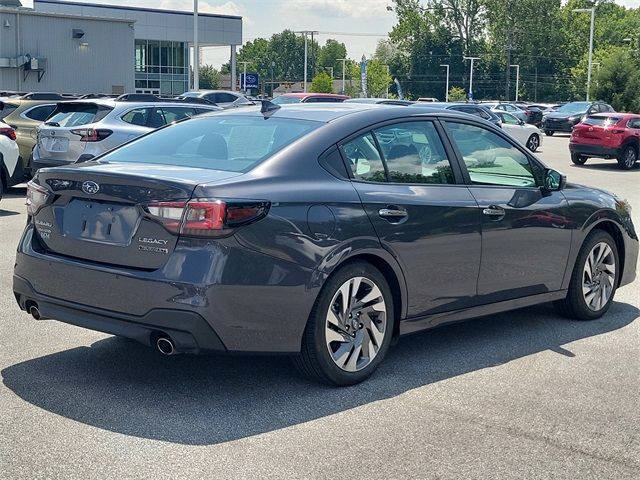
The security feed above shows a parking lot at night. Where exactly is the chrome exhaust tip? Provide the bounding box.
[156,336,175,355]
[27,303,47,320]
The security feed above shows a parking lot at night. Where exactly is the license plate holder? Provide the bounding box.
[60,200,140,245]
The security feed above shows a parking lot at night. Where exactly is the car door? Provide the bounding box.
[341,120,482,318]
[495,111,528,145]
[443,120,572,302]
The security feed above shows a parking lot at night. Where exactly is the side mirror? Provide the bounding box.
[518,119,525,126]
[544,168,566,191]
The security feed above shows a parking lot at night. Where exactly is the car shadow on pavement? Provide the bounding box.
[571,162,640,172]
[3,186,27,198]
[0,210,19,217]
[2,301,638,446]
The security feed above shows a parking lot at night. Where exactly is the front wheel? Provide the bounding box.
[617,145,637,170]
[545,130,555,136]
[293,262,394,386]
[571,152,587,165]
[526,134,540,152]
[554,230,619,320]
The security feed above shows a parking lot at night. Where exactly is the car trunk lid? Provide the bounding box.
[31,163,243,269]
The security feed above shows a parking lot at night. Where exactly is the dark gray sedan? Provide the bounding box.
[14,103,638,385]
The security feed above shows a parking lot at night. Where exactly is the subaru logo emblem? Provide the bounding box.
[50,130,55,136]
[82,181,100,195]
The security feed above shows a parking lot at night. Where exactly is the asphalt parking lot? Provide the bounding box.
[0,134,638,479]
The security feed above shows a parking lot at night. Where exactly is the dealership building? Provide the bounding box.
[0,0,242,95]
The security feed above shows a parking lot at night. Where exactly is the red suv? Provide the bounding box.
[569,113,640,170]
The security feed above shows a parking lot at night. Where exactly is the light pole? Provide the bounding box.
[440,64,449,102]
[509,64,520,102]
[337,58,347,94]
[384,65,390,98]
[464,56,480,100]
[239,61,250,92]
[193,0,199,90]
[324,66,334,78]
[295,31,318,93]
[573,7,595,101]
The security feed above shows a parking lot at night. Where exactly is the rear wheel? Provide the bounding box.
[554,230,619,320]
[293,261,394,386]
[545,130,555,136]
[617,145,637,170]
[571,152,587,165]
[526,134,540,152]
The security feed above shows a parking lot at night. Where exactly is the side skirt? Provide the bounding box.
[399,290,568,336]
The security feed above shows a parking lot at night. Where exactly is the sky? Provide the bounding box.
[19,0,640,67]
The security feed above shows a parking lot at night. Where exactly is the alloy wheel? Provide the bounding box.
[325,276,387,372]
[582,242,616,311]
[527,135,539,151]
[624,148,637,168]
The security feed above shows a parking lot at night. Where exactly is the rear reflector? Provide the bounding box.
[70,128,113,142]
[144,199,269,237]
[0,127,17,141]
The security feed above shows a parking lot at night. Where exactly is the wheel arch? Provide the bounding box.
[584,219,626,287]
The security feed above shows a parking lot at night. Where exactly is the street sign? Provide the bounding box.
[241,73,259,89]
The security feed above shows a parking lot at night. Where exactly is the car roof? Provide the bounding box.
[588,112,637,118]
[278,93,349,99]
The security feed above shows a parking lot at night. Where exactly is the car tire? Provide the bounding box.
[545,130,554,136]
[617,145,637,170]
[571,152,587,165]
[293,261,395,386]
[554,230,619,320]
[526,134,540,152]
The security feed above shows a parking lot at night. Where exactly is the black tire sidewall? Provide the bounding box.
[309,262,395,385]
[618,146,636,170]
[545,130,554,136]
[567,230,619,320]
[527,134,539,152]
[571,153,587,165]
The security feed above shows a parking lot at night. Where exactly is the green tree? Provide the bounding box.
[366,59,393,98]
[199,64,220,89]
[591,48,640,112]
[448,86,467,101]
[318,39,348,78]
[310,71,334,93]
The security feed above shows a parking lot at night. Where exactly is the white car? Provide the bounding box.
[492,111,542,152]
[0,120,20,201]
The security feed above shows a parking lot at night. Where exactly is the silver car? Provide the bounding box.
[31,97,220,171]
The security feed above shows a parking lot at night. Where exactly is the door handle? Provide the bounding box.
[482,205,505,219]
[379,206,408,222]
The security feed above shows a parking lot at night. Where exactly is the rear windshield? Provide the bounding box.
[0,102,18,120]
[271,96,303,105]
[99,115,322,172]
[583,116,621,126]
[46,103,112,127]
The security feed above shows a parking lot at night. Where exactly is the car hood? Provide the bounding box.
[546,111,585,120]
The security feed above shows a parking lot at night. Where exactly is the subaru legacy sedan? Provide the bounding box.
[14,104,638,386]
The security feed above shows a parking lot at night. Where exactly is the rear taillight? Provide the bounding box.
[70,128,113,142]
[26,180,51,216]
[0,127,17,141]
[144,199,269,237]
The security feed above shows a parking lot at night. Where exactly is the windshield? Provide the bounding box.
[271,96,303,105]
[99,115,322,172]
[556,102,590,114]
[46,103,112,127]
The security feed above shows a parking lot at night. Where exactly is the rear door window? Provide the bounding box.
[161,106,198,123]
[121,107,151,126]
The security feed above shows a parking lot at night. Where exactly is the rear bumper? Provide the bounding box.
[569,143,620,159]
[13,226,318,353]
[14,275,226,353]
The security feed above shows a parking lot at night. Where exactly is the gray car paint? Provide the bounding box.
[13,104,639,354]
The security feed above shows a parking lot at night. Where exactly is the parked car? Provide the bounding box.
[542,101,614,136]
[416,97,439,102]
[569,113,640,170]
[181,90,254,108]
[345,98,415,106]
[484,103,528,122]
[271,93,350,104]
[31,95,221,172]
[409,102,503,128]
[14,104,637,385]
[0,92,71,181]
[0,121,20,200]
[493,111,543,151]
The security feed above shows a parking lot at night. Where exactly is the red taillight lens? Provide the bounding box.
[26,180,51,216]
[144,199,269,237]
[0,127,17,141]
[70,128,112,142]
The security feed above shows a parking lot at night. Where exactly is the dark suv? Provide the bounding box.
[542,101,614,136]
